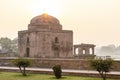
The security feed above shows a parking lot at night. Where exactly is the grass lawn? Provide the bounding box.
[0,72,117,80]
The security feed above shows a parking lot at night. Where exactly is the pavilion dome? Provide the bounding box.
[28,13,62,30]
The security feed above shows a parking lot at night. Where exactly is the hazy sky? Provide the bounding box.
[0,0,120,46]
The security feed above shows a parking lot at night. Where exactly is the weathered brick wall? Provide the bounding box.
[32,58,91,70]
[0,57,120,71]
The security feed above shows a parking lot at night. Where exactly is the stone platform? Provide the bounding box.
[0,57,120,71]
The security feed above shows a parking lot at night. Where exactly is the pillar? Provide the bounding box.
[74,47,76,55]
[92,47,94,55]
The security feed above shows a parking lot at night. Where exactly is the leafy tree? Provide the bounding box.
[52,65,62,79]
[0,37,12,53]
[13,58,31,76]
[91,58,113,80]
[11,38,18,56]
[0,37,18,56]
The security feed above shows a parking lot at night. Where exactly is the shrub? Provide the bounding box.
[52,65,62,79]
[91,58,113,80]
[13,58,31,76]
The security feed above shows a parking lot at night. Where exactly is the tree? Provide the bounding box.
[13,58,31,76]
[52,65,62,79]
[91,58,113,80]
[11,38,18,56]
[0,37,18,56]
[0,37,12,53]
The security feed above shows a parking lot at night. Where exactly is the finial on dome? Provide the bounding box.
[42,9,49,16]
[43,9,46,13]
[40,9,49,17]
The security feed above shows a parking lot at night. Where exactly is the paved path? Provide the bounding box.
[0,66,120,75]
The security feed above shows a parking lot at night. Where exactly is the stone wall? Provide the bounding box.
[32,58,91,70]
[32,58,120,71]
[0,57,120,71]
[18,30,73,58]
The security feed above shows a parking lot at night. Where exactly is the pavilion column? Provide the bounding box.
[92,47,94,55]
[85,48,89,55]
[78,48,82,55]
[74,47,76,55]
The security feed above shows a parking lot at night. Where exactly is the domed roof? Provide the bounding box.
[28,13,62,30]
[30,13,60,25]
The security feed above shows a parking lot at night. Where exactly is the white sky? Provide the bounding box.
[0,0,120,46]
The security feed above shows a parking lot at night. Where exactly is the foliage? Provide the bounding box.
[11,38,18,55]
[13,58,31,76]
[0,37,18,56]
[0,37,12,53]
[91,58,113,80]
[52,65,62,79]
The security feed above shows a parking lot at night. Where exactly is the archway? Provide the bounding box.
[26,48,30,57]
[89,48,93,55]
[82,49,86,54]
[75,48,79,55]
[55,37,59,43]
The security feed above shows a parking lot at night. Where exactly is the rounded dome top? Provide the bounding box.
[30,13,60,25]
[28,13,62,30]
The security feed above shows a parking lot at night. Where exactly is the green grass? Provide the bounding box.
[0,72,117,80]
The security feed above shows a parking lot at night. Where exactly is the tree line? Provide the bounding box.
[0,37,18,56]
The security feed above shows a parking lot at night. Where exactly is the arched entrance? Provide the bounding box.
[26,48,30,57]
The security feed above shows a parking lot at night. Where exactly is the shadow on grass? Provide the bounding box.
[49,76,67,80]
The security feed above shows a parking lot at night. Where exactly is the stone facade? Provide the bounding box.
[18,13,73,58]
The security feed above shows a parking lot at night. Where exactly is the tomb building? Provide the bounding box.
[18,13,73,58]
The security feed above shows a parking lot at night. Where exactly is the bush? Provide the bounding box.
[52,65,62,79]
[13,58,31,76]
[90,58,113,80]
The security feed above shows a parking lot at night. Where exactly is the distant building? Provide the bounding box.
[74,43,96,59]
[18,13,73,58]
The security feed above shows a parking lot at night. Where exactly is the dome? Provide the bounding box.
[28,13,62,30]
[30,13,60,25]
